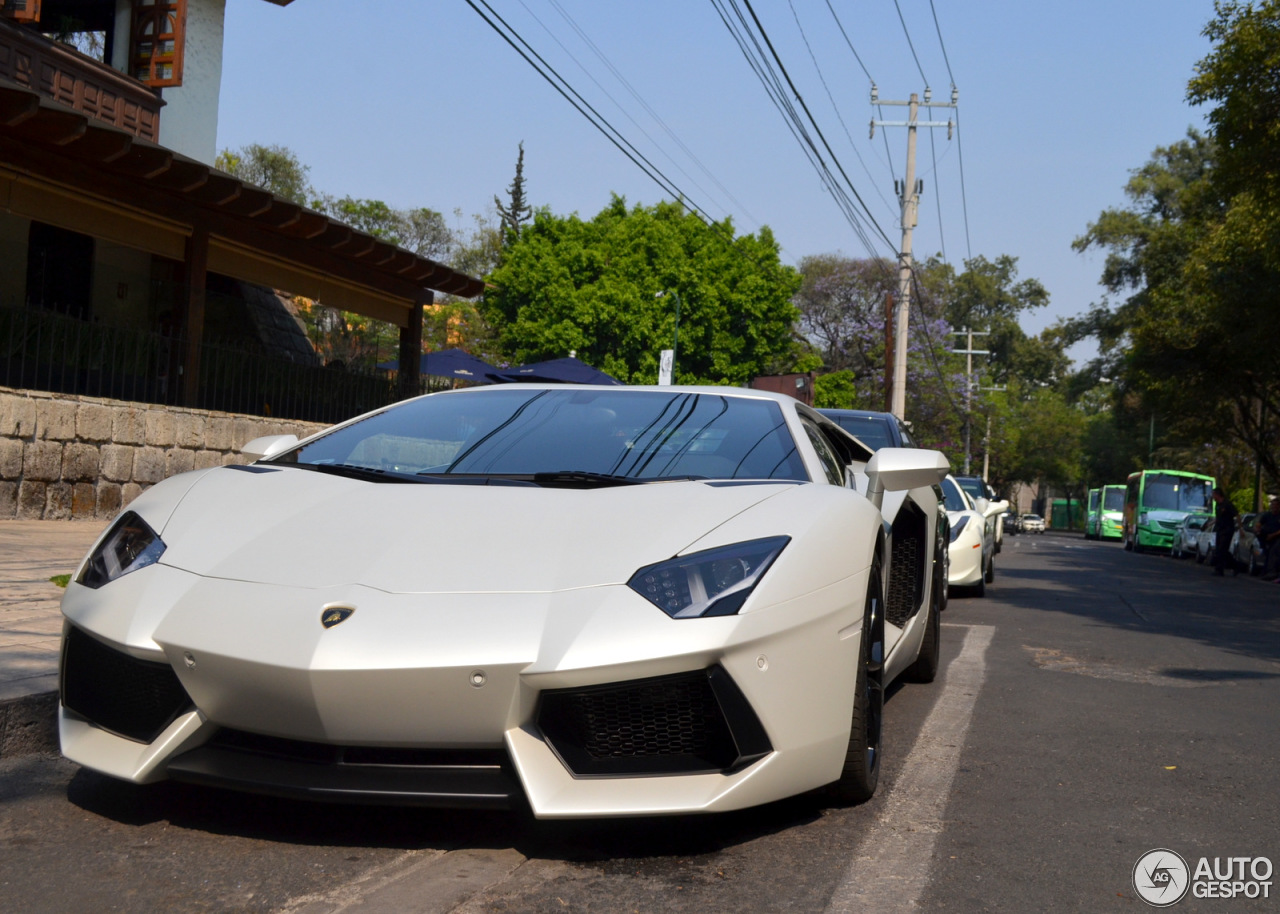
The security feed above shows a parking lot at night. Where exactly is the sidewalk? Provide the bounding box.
[0,519,104,756]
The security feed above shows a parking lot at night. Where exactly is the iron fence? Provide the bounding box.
[0,303,450,424]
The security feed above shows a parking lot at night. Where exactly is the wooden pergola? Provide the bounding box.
[0,75,483,404]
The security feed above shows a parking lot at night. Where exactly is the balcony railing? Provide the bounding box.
[0,17,161,141]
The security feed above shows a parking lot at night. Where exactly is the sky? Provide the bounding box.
[216,0,1218,367]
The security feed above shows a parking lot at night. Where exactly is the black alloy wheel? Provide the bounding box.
[828,556,885,804]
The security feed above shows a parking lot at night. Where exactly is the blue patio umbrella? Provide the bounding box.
[489,356,622,385]
[377,349,497,383]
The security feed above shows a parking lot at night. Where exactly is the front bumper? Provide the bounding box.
[60,565,865,818]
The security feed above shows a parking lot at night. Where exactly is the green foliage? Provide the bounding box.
[215,144,312,206]
[311,196,452,260]
[813,370,857,409]
[1073,2,1280,493]
[481,197,801,384]
[943,254,1057,388]
[495,142,533,242]
[1188,0,1280,199]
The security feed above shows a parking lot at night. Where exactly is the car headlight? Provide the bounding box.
[77,511,166,589]
[628,536,790,619]
[949,516,970,542]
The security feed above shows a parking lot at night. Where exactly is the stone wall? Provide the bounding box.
[0,387,328,520]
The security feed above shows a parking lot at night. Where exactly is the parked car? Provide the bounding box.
[1230,513,1264,575]
[954,474,1005,554]
[1195,517,1217,564]
[1020,513,1046,533]
[817,408,916,451]
[942,474,1007,596]
[1170,513,1212,560]
[60,385,952,816]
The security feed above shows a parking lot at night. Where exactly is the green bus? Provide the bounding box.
[1085,484,1126,540]
[1123,469,1215,553]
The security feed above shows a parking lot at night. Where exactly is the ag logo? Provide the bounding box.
[321,605,355,629]
[1133,848,1190,907]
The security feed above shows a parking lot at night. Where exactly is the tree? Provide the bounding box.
[495,142,533,242]
[1072,2,1280,488]
[215,144,312,206]
[480,196,801,385]
[794,254,896,377]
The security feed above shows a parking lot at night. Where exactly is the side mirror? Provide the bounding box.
[241,434,299,461]
[982,499,1010,519]
[864,448,951,510]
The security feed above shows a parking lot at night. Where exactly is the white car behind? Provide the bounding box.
[941,475,1008,596]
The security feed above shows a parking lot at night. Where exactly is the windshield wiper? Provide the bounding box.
[291,463,418,483]
[530,471,709,488]
[532,470,643,488]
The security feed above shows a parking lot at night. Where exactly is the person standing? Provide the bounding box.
[1212,488,1239,577]
[1255,497,1280,580]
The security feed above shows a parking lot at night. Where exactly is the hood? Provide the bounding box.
[155,466,793,593]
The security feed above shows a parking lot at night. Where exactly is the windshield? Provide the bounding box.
[1143,474,1213,512]
[1103,487,1125,511]
[941,478,969,512]
[827,415,894,451]
[955,477,986,501]
[276,389,809,482]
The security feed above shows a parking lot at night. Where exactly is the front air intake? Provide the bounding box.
[536,666,771,777]
[60,625,192,743]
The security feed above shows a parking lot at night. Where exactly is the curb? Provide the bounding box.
[0,691,59,758]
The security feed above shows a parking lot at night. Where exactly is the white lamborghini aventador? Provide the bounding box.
[59,385,950,818]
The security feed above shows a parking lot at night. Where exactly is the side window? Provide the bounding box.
[801,419,844,486]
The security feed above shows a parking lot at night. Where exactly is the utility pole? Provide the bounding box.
[872,86,956,420]
[882,291,894,412]
[951,327,990,475]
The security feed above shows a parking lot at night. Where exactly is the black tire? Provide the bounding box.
[972,571,986,597]
[1249,552,1260,576]
[904,583,941,684]
[1196,548,1206,564]
[984,555,995,584]
[828,557,884,805]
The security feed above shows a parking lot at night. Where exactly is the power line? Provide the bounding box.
[708,0,879,255]
[786,0,897,222]
[926,0,971,261]
[540,0,762,228]
[891,0,929,85]
[727,0,897,253]
[463,0,719,226]
[929,0,956,86]
[820,0,899,185]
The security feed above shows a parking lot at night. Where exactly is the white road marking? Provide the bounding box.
[825,623,996,913]
[280,848,527,914]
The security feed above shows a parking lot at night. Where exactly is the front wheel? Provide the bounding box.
[828,557,884,805]
[984,555,995,584]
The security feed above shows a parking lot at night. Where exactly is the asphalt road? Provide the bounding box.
[2,532,1277,913]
